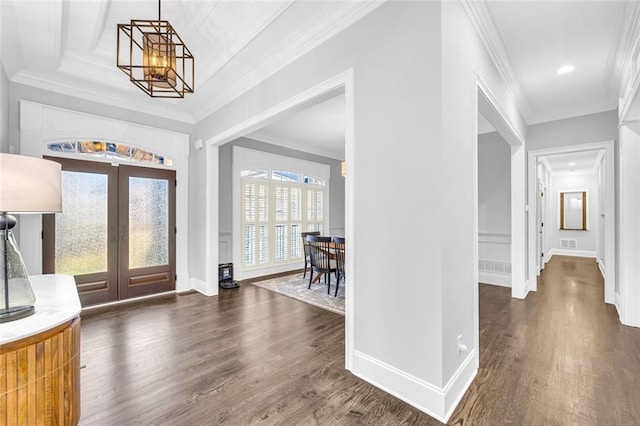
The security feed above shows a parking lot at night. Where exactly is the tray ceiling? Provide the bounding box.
[0,0,381,123]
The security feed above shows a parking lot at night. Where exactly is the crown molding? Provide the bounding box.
[609,1,640,97]
[192,0,385,123]
[11,70,196,124]
[539,157,552,174]
[461,0,532,123]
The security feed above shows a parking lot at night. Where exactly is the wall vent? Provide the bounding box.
[561,239,578,249]
[479,260,512,274]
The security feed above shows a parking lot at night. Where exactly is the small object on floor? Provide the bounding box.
[220,280,239,289]
[219,262,239,289]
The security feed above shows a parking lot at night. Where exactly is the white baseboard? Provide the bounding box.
[596,258,605,280]
[239,264,301,281]
[615,291,622,321]
[615,292,640,328]
[352,349,477,423]
[190,277,217,296]
[478,271,511,287]
[511,280,529,299]
[548,249,597,258]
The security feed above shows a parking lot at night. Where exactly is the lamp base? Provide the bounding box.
[0,305,35,323]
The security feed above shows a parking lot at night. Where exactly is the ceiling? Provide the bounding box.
[541,150,602,174]
[0,0,380,124]
[249,93,345,160]
[0,1,635,148]
[482,1,628,124]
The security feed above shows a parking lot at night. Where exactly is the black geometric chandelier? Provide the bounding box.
[117,0,194,98]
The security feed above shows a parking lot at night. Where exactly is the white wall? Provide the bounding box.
[478,132,511,235]
[0,64,8,153]
[478,131,511,286]
[186,2,526,421]
[548,172,598,256]
[527,110,618,151]
[188,2,483,421]
[441,1,526,393]
[193,1,448,396]
[617,122,640,327]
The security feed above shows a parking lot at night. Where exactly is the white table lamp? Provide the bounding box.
[0,154,62,322]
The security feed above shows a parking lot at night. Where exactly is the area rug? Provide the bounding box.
[250,273,345,315]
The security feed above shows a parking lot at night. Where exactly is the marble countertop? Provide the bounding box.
[0,274,81,345]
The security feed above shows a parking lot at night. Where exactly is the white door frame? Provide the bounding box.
[203,69,356,370]
[476,76,527,303]
[526,141,615,304]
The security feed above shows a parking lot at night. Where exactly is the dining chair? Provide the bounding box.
[301,231,321,278]
[306,235,336,294]
[332,237,345,297]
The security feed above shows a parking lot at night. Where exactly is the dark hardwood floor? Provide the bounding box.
[79,256,640,425]
[79,285,436,425]
[451,255,640,425]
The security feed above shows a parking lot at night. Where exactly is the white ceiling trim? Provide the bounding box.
[248,132,342,161]
[11,70,195,124]
[461,0,532,123]
[196,1,295,84]
[192,0,385,122]
[609,1,640,97]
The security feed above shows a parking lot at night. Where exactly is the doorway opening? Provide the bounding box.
[527,142,615,304]
[477,112,512,288]
[204,69,355,367]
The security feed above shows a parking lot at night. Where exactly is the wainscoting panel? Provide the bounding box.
[330,227,345,238]
[219,232,233,264]
[478,233,512,287]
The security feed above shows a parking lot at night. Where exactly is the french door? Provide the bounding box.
[43,157,176,306]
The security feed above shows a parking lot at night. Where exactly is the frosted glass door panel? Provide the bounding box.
[128,177,169,269]
[55,171,108,275]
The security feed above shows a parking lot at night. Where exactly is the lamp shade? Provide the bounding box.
[0,154,62,213]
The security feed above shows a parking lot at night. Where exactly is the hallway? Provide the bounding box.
[452,256,640,424]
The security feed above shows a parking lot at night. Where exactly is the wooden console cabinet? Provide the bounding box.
[0,275,81,425]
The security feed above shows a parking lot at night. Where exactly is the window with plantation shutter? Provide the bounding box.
[241,168,327,270]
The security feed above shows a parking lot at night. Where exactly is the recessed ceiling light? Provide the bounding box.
[568,162,576,166]
[557,65,575,75]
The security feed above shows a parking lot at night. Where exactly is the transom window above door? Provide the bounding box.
[47,141,171,166]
